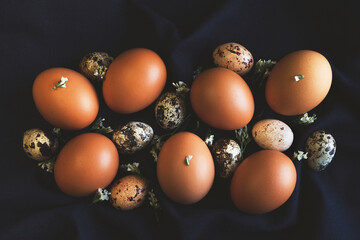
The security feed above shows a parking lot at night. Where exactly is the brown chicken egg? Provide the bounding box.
[230,150,297,214]
[103,48,167,114]
[33,68,99,130]
[157,132,215,204]
[54,133,119,197]
[265,50,332,116]
[190,67,254,130]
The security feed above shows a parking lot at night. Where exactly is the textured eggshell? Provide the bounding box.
[212,139,242,178]
[230,150,297,214]
[252,119,294,152]
[190,68,254,130]
[109,175,148,210]
[154,92,186,130]
[213,42,254,75]
[79,52,113,81]
[22,129,59,161]
[157,132,215,204]
[305,130,336,171]
[112,122,154,154]
[265,50,332,116]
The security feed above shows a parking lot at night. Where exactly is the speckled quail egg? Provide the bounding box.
[154,92,187,130]
[212,139,242,178]
[213,42,254,75]
[112,122,154,154]
[305,130,336,171]
[252,119,294,152]
[109,174,148,210]
[79,52,113,82]
[22,128,59,161]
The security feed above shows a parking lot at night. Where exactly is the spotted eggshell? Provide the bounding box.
[305,130,336,171]
[212,139,241,178]
[154,92,186,130]
[109,175,148,210]
[22,128,59,161]
[252,119,294,152]
[212,42,254,75]
[112,122,153,154]
[79,52,113,82]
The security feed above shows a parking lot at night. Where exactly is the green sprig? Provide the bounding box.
[249,59,276,87]
[235,125,252,159]
[120,162,141,175]
[185,155,192,166]
[89,117,113,134]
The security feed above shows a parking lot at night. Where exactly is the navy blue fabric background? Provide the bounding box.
[1,0,359,239]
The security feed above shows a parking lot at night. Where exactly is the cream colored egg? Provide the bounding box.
[212,42,254,75]
[252,119,293,151]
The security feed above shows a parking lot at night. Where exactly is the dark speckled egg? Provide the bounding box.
[212,139,242,178]
[22,128,59,161]
[305,130,336,171]
[154,92,187,130]
[109,174,148,210]
[112,122,154,154]
[79,52,113,82]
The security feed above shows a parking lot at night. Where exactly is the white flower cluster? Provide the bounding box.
[205,134,214,147]
[120,162,140,174]
[95,188,111,202]
[299,113,317,125]
[293,150,308,161]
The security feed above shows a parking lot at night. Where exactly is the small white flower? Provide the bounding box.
[185,155,193,166]
[53,76,69,89]
[299,113,317,125]
[294,74,305,81]
[59,77,68,87]
[205,134,215,147]
[172,81,190,94]
[37,158,55,173]
[293,150,308,161]
[120,162,140,174]
[97,188,111,201]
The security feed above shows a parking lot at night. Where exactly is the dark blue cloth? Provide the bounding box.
[1,0,359,239]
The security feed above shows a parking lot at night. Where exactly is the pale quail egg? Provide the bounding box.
[252,119,294,152]
[22,128,59,161]
[112,122,154,154]
[213,42,254,75]
[79,52,113,82]
[154,92,187,130]
[305,130,336,171]
[212,138,242,178]
[109,174,148,210]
